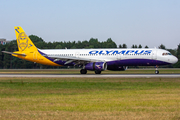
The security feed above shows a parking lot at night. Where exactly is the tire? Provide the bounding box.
[155,70,159,74]
[95,70,101,74]
[80,69,87,74]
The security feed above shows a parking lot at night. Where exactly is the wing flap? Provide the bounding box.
[47,55,102,64]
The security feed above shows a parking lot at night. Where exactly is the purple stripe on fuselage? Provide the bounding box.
[107,59,170,66]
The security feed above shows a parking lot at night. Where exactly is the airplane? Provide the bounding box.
[2,26,178,74]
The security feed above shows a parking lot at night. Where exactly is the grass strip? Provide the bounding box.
[0,77,180,119]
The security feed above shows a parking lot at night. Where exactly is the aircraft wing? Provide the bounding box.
[45,55,102,65]
[2,51,26,57]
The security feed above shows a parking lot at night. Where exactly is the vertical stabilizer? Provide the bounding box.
[14,26,37,52]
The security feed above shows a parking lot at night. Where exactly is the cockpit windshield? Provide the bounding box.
[162,53,172,56]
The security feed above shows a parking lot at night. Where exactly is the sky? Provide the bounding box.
[0,0,180,49]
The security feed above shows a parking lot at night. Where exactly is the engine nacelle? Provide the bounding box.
[85,62,107,71]
[107,66,127,71]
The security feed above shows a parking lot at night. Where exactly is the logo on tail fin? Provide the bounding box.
[18,32,28,51]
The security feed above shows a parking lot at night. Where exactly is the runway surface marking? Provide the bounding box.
[0,74,180,78]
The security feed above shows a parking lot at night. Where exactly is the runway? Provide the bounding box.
[0,74,180,78]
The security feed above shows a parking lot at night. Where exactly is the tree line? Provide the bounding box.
[0,35,179,69]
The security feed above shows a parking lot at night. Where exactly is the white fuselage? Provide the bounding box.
[40,48,178,66]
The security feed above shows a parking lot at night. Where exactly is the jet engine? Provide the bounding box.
[85,62,107,71]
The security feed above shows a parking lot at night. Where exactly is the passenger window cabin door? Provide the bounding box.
[152,49,157,60]
[75,52,79,58]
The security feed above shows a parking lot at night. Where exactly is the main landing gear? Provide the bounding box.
[155,65,159,74]
[80,69,87,74]
[80,69,102,74]
[95,70,101,74]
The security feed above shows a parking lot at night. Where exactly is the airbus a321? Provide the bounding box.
[2,27,178,74]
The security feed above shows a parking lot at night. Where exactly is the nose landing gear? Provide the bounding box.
[155,70,159,74]
[155,65,159,74]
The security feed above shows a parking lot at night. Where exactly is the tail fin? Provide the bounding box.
[14,26,37,52]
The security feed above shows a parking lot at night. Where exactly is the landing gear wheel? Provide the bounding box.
[155,70,159,74]
[155,65,159,74]
[80,69,87,74]
[95,70,101,74]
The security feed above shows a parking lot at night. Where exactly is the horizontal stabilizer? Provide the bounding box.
[2,51,26,57]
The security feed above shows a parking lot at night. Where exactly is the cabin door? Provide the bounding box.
[152,50,157,60]
[75,52,79,58]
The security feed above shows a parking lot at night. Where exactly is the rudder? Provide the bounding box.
[14,26,37,52]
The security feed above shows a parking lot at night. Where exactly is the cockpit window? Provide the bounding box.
[162,53,172,56]
[168,53,172,55]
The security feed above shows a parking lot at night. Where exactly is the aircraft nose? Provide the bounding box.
[172,56,178,64]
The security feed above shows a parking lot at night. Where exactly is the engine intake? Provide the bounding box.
[85,62,107,71]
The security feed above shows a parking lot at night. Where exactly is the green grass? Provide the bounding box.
[0,78,180,119]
